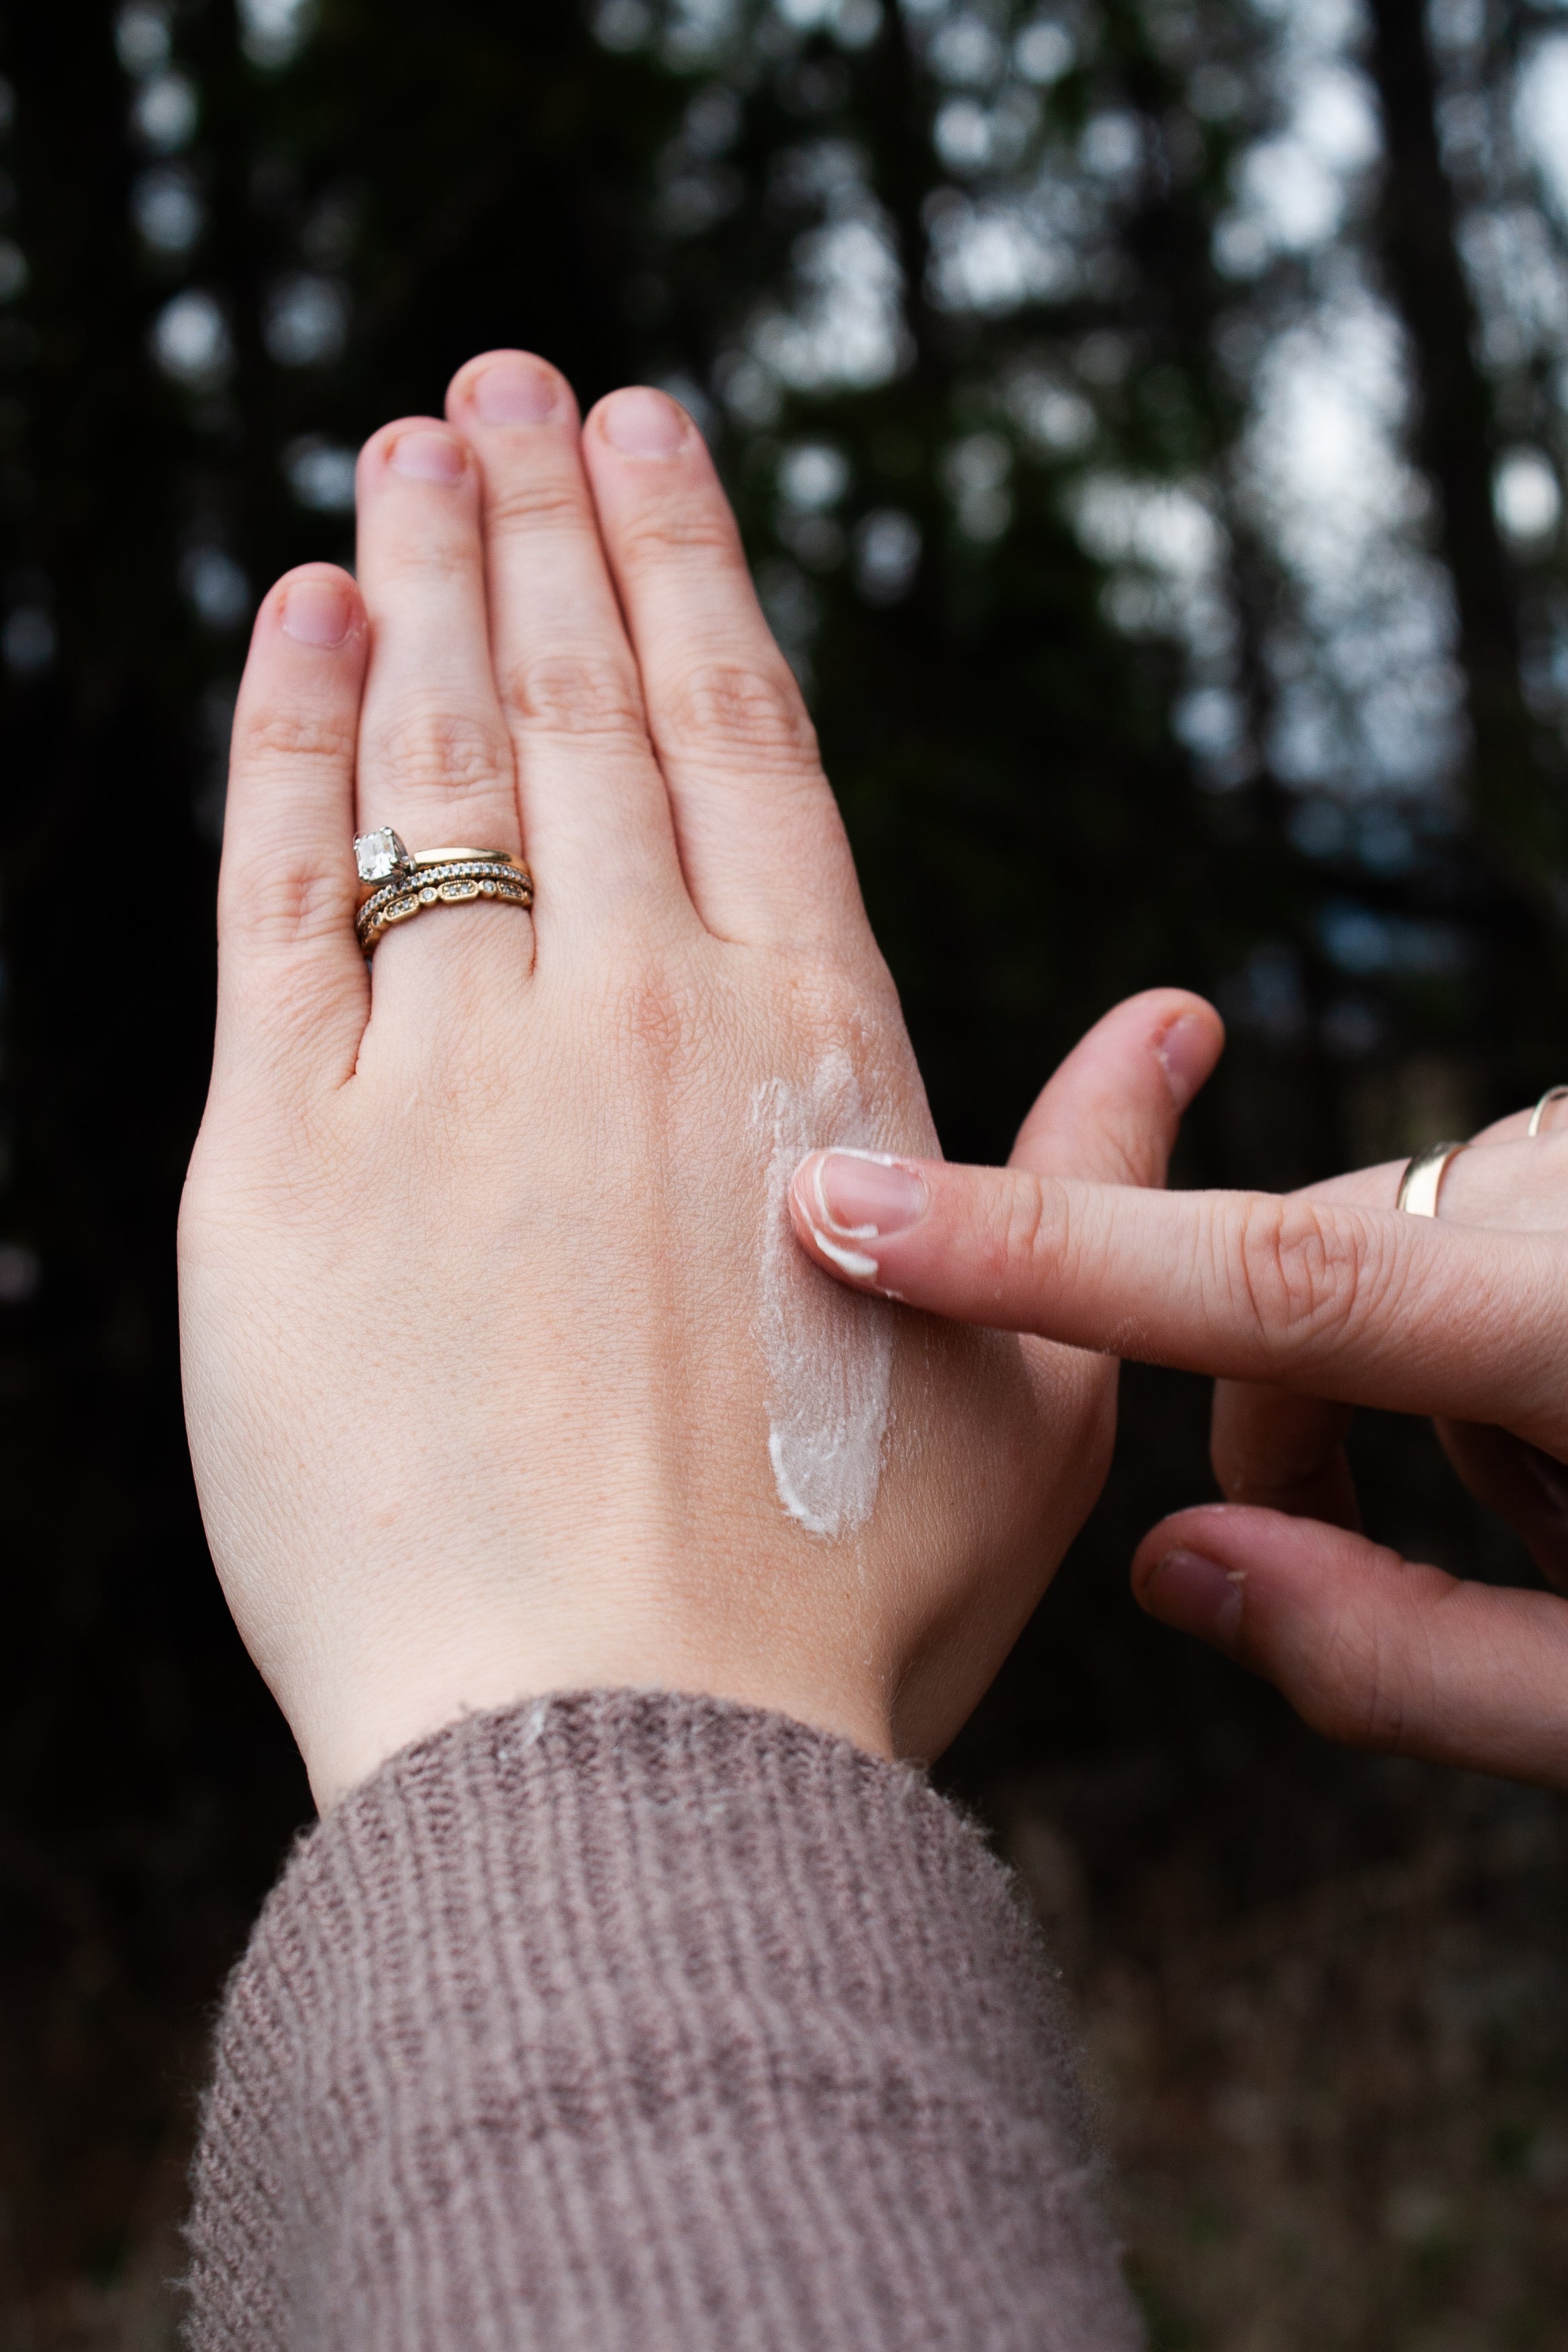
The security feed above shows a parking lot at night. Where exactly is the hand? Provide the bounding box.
[788,1089,1568,1789]
[179,350,1220,1808]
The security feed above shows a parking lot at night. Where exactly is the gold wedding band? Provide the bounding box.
[1527,1084,1568,1137]
[1395,1139,1469,1217]
[352,831,533,959]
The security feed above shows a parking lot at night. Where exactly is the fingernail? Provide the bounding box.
[387,429,467,484]
[280,575,354,648]
[811,1148,928,1240]
[470,358,559,426]
[1155,1012,1214,1113]
[599,387,689,458]
[1141,1550,1244,1648]
[789,1147,926,1285]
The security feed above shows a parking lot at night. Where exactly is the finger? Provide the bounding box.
[991,991,1218,1522]
[783,1157,1568,1443]
[580,385,865,950]
[1212,1340,1568,1563]
[1210,1381,1361,1528]
[445,354,688,930]
[1434,1419,1568,1592]
[1130,1503,1568,1791]
[213,566,369,1096]
[1306,1106,1544,1188]
[1470,1091,1568,1144]
[1306,1135,1568,1232]
[1008,990,1223,1185]
[354,420,522,859]
[783,989,1221,1285]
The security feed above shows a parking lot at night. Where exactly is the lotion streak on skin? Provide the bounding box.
[753,1052,902,1539]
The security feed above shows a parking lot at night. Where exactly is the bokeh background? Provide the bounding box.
[0,0,1566,2341]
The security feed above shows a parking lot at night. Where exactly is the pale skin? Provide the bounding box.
[179,348,1224,1811]
[790,1097,1568,1790]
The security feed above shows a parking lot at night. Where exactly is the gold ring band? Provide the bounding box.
[354,846,533,958]
[354,831,524,907]
[1527,1085,1568,1137]
[356,852,531,926]
[1395,1139,1469,1217]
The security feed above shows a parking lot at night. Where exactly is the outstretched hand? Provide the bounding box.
[790,1083,1568,1789]
[180,350,1221,1809]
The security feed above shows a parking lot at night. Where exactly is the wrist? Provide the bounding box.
[290,1605,896,1810]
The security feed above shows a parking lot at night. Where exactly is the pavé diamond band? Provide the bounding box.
[353,831,534,959]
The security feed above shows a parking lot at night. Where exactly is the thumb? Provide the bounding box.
[1132,1502,1568,1791]
[1010,988,1223,1185]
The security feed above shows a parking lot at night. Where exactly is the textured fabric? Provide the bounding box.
[183,1690,1144,2351]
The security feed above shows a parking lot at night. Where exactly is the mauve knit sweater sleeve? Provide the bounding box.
[183,1690,1144,2351]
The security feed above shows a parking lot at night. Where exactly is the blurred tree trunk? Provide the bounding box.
[1365,0,1568,883]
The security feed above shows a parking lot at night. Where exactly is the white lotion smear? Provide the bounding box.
[753,1051,895,1538]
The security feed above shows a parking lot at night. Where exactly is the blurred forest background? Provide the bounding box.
[0,0,1566,2342]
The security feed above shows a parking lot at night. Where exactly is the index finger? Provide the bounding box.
[786,1154,1568,1442]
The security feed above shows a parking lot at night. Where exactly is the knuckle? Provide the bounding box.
[1309,1567,1425,1754]
[234,707,358,772]
[1231,1196,1377,1363]
[367,704,511,797]
[502,650,646,741]
[750,948,894,1050]
[601,957,702,1090]
[657,659,818,771]
[220,863,346,954]
[381,541,477,591]
[484,474,592,536]
[616,503,738,571]
[999,1170,1052,1283]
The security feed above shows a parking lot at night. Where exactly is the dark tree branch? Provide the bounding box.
[1365,0,1568,879]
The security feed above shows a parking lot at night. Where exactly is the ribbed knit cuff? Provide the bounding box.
[183,1690,1142,2351]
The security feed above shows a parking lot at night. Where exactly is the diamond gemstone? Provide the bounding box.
[354,827,408,884]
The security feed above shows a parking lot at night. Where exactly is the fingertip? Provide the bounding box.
[237,568,367,730]
[1014,985,1222,1184]
[1136,1501,1568,1785]
[589,385,701,461]
[1136,1543,1245,1649]
[1130,1502,1248,1604]
[1133,1499,1429,1710]
[358,417,474,487]
[785,1148,922,1288]
[266,564,365,656]
[1152,995,1225,1113]
[447,349,578,430]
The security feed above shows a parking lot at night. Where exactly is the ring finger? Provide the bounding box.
[353,419,529,1007]
[1302,1132,1568,1230]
